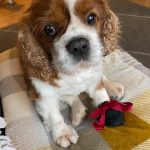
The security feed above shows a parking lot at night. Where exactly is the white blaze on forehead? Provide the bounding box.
[65,0,82,26]
[65,0,77,15]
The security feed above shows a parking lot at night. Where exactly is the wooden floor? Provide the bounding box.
[0,0,150,28]
[0,0,31,28]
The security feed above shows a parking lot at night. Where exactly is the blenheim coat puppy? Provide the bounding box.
[18,0,125,148]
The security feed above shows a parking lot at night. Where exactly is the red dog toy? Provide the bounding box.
[89,100,133,131]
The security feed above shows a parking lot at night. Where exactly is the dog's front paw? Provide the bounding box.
[51,124,79,148]
[107,82,125,100]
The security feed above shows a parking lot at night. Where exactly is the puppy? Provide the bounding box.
[18,0,125,148]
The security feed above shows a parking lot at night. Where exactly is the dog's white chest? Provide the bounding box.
[31,64,102,99]
[58,65,102,96]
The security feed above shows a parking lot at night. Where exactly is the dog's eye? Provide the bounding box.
[87,14,97,25]
[44,25,57,36]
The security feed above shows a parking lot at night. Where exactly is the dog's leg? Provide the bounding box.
[88,82,110,106]
[36,98,79,148]
[63,95,86,127]
[102,76,125,100]
[32,79,79,148]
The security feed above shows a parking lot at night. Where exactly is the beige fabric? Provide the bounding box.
[0,59,23,81]
[1,47,150,150]
[103,49,150,101]
[6,116,50,150]
[3,91,34,124]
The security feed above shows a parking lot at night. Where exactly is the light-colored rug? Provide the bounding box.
[0,47,150,150]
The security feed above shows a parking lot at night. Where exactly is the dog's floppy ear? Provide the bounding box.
[101,1,120,55]
[18,15,58,86]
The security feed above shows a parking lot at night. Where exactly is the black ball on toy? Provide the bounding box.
[105,109,124,127]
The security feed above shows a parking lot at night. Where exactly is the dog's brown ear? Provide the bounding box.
[101,1,120,55]
[18,17,58,86]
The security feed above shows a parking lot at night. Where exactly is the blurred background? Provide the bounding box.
[0,0,150,68]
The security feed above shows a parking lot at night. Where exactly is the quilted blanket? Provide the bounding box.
[0,47,150,150]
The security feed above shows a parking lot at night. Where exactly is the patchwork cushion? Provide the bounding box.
[0,47,150,150]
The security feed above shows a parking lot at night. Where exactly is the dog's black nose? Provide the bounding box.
[66,37,89,58]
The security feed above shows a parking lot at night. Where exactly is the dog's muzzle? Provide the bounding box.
[66,37,90,61]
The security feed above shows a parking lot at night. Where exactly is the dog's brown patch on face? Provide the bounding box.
[27,0,70,55]
[18,0,71,86]
[75,0,105,31]
[75,0,120,55]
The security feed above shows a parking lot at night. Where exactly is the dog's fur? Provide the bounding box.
[18,0,124,148]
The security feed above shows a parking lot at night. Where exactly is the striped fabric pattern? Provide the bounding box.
[0,47,150,150]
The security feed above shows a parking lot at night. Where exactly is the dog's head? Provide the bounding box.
[18,0,120,74]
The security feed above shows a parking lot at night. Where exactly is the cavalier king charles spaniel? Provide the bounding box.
[18,0,125,148]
